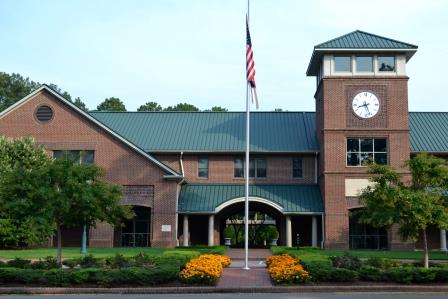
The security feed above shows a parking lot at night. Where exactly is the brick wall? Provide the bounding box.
[317,77,411,249]
[156,154,317,184]
[0,90,179,248]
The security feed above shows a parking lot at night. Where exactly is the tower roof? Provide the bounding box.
[307,30,418,76]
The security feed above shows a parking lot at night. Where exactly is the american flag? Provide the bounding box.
[246,16,259,109]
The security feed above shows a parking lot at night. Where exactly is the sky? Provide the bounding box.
[1,0,447,112]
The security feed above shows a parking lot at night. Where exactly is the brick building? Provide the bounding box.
[0,30,447,250]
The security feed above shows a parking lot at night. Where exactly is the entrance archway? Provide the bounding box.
[215,198,284,247]
[114,206,151,247]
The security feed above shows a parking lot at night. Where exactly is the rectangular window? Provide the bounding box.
[378,56,395,72]
[234,158,244,178]
[334,56,351,72]
[346,138,387,166]
[53,150,95,164]
[198,158,209,178]
[234,158,267,178]
[292,158,303,178]
[356,56,373,72]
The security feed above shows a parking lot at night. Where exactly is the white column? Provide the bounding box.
[183,215,189,247]
[286,216,292,247]
[440,229,447,251]
[208,215,214,246]
[312,216,318,247]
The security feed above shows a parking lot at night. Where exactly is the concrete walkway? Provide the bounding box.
[218,248,272,288]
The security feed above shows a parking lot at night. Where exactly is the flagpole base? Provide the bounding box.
[243,266,250,270]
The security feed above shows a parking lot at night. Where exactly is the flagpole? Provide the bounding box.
[243,0,251,271]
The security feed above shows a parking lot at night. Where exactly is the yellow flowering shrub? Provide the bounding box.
[266,254,310,284]
[179,254,231,285]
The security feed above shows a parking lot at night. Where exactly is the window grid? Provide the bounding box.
[292,158,303,178]
[198,158,209,178]
[234,158,267,178]
[53,150,94,165]
[346,138,387,167]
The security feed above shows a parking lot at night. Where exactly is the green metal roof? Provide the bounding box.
[307,30,418,76]
[178,184,323,213]
[315,30,417,50]
[410,112,448,153]
[89,112,318,153]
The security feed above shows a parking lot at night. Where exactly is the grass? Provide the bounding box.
[271,246,448,262]
[0,245,227,260]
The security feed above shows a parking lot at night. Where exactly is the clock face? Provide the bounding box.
[352,91,380,119]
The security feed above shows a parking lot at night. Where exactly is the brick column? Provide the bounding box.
[151,181,178,248]
[89,222,114,247]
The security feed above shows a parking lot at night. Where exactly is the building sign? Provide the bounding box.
[161,225,171,232]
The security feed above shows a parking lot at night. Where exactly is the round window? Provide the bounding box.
[35,105,54,123]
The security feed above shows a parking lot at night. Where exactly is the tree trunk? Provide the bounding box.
[56,224,62,266]
[422,228,429,269]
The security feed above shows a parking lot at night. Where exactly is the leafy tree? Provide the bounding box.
[137,101,162,112]
[0,137,53,248]
[164,103,199,112]
[0,72,40,112]
[204,106,228,112]
[97,97,126,112]
[0,143,132,262]
[359,153,448,268]
[73,97,88,111]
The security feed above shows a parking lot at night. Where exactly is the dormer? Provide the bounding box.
[306,30,418,86]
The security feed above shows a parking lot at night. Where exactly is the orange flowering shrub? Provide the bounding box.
[179,254,231,285]
[266,254,310,284]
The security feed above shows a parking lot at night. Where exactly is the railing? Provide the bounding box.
[121,233,150,247]
[349,235,388,250]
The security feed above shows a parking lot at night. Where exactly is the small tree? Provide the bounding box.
[97,97,126,111]
[0,137,53,248]
[1,152,132,263]
[359,153,448,268]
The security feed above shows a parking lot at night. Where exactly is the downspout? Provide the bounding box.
[175,152,185,246]
[314,152,318,184]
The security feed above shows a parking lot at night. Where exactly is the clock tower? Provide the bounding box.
[306,30,418,249]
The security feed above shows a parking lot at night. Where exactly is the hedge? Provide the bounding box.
[302,260,448,284]
[0,264,180,286]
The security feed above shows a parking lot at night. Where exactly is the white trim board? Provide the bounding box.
[0,85,182,178]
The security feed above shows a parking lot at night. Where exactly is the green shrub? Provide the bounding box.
[364,257,400,269]
[6,258,31,269]
[359,266,383,281]
[266,225,279,240]
[383,267,414,284]
[30,256,59,270]
[434,267,448,282]
[78,254,103,268]
[302,260,333,282]
[412,268,437,283]
[162,250,199,267]
[0,260,6,268]
[329,254,362,270]
[105,254,130,269]
[328,268,359,282]
[132,253,156,268]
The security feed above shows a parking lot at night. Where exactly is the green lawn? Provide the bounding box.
[271,246,448,262]
[0,245,227,260]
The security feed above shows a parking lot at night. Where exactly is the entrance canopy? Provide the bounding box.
[178,184,323,214]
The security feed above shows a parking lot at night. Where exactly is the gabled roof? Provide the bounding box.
[0,85,182,178]
[307,30,418,76]
[178,184,323,214]
[409,112,448,153]
[90,111,319,153]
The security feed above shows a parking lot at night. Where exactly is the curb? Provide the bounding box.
[1,285,448,294]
